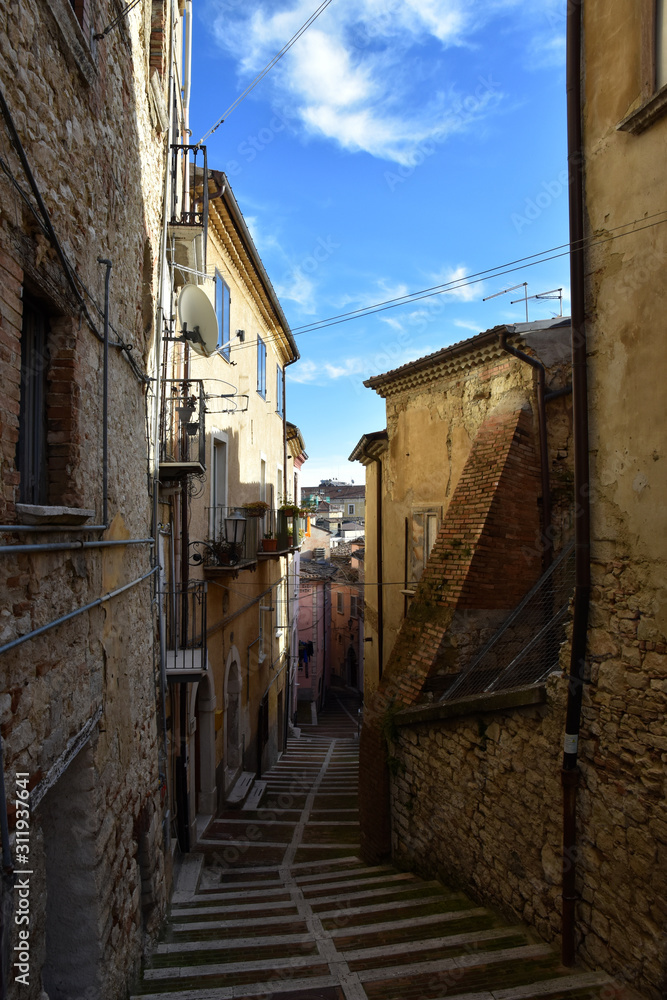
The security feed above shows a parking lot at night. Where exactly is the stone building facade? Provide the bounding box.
[0,1,186,996]
[350,2,667,994]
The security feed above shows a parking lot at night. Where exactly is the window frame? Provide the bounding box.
[350,594,358,618]
[618,0,667,133]
[257,335,267,398]
[18,296,50,505]
[276,364,284,417]
[336,592,344,615]
[215,271,231,361]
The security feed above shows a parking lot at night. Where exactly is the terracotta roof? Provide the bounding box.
[363,319,570,397]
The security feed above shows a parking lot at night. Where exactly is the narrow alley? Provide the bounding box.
[133,698,614,1000]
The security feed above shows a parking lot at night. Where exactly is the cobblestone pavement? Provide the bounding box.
[133,695,616,1000]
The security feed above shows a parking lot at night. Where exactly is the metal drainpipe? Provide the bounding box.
[498,330,553,568]
[98,259,112,526]
[372,455,384,680]
[562,0,590,967]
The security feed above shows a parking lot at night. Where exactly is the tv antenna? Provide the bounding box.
[483,282,529,321]
[526,287,563,317]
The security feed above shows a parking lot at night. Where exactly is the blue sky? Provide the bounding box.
[191,0,570,486]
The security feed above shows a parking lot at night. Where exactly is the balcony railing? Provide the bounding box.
[198,507,305,566]
[159,380,206,478]
[169,143,208,275]
[162,581,208,680]
[170,144,208,229]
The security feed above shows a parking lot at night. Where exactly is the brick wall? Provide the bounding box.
[359,405,543,862]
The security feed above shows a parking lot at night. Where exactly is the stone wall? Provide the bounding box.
[0,0,171,996]
[390,676,568,945]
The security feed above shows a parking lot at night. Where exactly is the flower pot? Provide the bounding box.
[262,537,277,552]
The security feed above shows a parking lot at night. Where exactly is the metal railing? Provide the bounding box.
[159,380,206,469]
[441,541,576,702]
[170,143,208,231]
[206,506,261,565]
[162,581,207,675]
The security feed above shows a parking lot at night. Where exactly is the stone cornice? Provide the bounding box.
[365,330,513,398]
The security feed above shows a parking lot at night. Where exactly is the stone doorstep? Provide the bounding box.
[242,781,267,811]
[226,771,256,806]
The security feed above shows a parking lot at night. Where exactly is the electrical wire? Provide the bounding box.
[94,0,144,40]
[0,85,149,383]
[223,209,667,356]
[198,0,337,144]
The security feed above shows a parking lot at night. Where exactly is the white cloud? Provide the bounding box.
[454,319,483,332]
[207,0,516,164]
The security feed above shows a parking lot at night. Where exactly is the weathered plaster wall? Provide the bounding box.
[572,3,667,995]
[361,331,572,702]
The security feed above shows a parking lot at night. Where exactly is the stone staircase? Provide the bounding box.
[132,696,619,1000]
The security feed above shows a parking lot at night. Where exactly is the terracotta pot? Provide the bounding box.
[262,537,277,552]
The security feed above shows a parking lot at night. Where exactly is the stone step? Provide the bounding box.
[241,779,267,810]
[135,699,615,1000]
[225,770,255,806]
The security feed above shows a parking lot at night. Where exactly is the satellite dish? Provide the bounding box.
[177,284,219,358]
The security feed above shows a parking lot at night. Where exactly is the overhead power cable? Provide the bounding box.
[223,209,667,356]
[198,0,336,145]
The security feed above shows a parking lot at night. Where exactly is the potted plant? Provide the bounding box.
[278,501,301,517]
[242,500,270,517]
[262,531,277,552]
[203,539,234,566]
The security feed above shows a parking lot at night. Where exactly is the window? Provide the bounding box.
[276,365,284,417]
[411,509,440,583]
[18,296,49,505]
[337,592,344,614]
[658,0,667,89]
[618,1,667,133]
[215,272,230,361]
[68,0,90,33]
[350,594,358,618]
[257,335,266,397]
[348,503,354,516]
[211,438,227,538]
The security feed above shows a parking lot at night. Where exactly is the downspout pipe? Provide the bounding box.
[98,258,112,527]
[498,330,553,568]
[562,0,590,968]
[373,456,384,680]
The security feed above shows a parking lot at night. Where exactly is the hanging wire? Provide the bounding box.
[198,0,337,144]
[94,0,144,40]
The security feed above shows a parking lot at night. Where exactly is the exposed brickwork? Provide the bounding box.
[150,1,167,75]
[359,406,543,862]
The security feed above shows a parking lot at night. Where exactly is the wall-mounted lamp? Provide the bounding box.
[224,509,247,547]
[236,329,245,342]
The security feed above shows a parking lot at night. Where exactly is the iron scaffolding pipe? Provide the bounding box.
[498,330,553,568]
[0,564,158,657]
[562,0,590,968]
[98,258,112,526]
[0,538,153,556]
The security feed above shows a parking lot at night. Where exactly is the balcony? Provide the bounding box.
[168,143,208,279]
[194,507,305,571]
[162,581,208,681]
[258,509,305,559]
[159,380,206,480]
